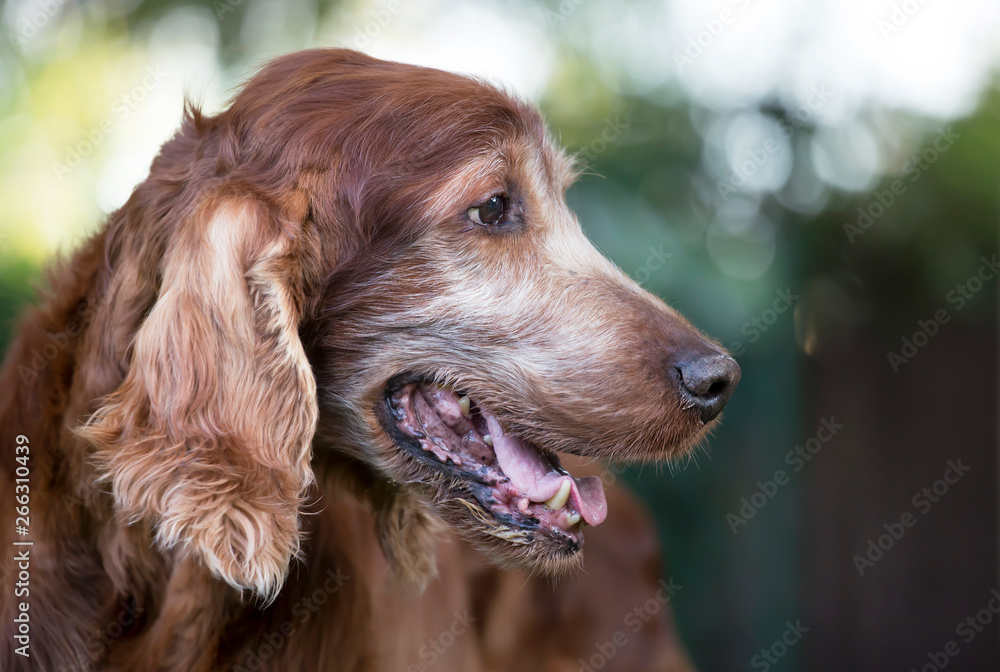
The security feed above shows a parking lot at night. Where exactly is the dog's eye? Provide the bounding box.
[467,195,508,226]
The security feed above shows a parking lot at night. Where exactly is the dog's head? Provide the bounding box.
[78,49,738,597]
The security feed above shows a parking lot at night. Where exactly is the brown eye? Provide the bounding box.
[468,194,507,226]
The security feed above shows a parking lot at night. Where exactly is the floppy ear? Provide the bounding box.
[77,195,318,601]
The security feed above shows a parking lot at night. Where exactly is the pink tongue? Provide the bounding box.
[484,413,607,526]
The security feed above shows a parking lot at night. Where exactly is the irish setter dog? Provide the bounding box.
[0,49,739,670]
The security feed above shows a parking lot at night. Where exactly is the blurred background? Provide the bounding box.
[0,0,997,669]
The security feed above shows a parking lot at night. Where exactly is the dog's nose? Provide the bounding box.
[676,354,741,423]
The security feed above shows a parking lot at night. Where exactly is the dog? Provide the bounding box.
[0,49,738,670]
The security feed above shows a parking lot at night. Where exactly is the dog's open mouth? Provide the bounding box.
[383,378,607,547]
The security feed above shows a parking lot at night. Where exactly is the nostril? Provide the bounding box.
[675,354,741,423]
[706,379,727,397]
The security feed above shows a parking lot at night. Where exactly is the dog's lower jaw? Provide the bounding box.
[373,476,587,590]
[449,501,587,578]
[419,494,587,579]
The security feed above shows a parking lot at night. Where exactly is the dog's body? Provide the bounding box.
[0,49,736,670]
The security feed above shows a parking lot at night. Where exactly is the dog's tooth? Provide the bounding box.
[544,479,571,511]
[482,434,493,446]
[458,396,471,417]
[565,512,582,527]
[518,497,531,514]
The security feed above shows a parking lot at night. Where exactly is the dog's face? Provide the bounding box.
[295,55,741,574]
[78,50,738,598]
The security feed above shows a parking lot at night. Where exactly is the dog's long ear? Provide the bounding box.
[77,195,317,601]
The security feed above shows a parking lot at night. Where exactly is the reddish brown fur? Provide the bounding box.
[0,49,716,670]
